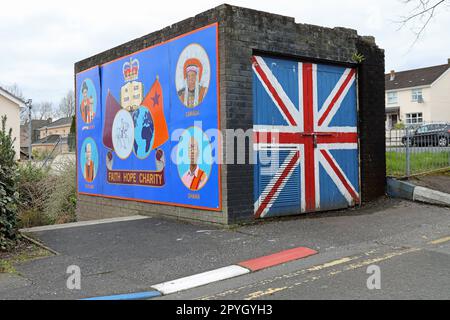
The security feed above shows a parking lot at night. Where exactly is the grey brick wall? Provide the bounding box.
[75,4,385,225]
[218,5,385,223]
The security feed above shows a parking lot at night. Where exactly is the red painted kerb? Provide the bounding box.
[238,247,318,272]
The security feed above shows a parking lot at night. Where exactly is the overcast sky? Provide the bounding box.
[1,0,449,107]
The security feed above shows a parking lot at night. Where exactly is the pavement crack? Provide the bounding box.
[84,270,115,277]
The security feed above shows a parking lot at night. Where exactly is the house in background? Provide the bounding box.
[385,59,450,129]
[20,118,52,158]
[0,86,25,159]
[32,116,73,156]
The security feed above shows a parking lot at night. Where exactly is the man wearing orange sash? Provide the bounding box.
[81,82,94,123]
[84,143,95,182]
[182,137,207,190]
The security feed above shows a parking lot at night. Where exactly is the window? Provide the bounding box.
[416,125,429,133]
[391,114,398,126]
[405,112,423,124]
[411,89,423,102]
[387,92,398,104]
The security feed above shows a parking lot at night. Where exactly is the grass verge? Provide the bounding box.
[386,151,450,177]
[0,238,53,274]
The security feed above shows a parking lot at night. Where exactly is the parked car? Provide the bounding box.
[402,123,450,147]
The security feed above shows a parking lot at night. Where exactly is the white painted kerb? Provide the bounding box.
[151,265,250,295]
[413,186,450,207]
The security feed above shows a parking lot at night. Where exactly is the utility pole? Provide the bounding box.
[26,99,32,160]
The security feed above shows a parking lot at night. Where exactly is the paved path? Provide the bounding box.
[410,173,450,195]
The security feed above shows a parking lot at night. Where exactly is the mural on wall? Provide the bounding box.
[76,24,220,210]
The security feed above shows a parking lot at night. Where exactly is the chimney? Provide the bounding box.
[390,70,395,81]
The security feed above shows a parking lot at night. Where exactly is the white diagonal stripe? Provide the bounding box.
[318,149,359,205]
[260,152,300,218]
[253,56,301,126]
[254,150,300,217]
[317,68,355,129]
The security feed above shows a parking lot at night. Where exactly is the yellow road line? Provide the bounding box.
[340,247,421,271]
[245,287,288,300]
[244,247,421,300]
[428,236,450,245]
[199,255,360,300]
[306,256,353,271]
[205,237,449,300]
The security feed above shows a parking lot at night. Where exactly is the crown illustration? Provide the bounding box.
[123,58,139,82]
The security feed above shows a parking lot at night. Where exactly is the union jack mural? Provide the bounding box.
[253,55,360,218]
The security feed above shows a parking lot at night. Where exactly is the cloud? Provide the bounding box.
[1,0,449,106]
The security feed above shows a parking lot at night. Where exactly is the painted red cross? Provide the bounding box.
[252,56,360,218]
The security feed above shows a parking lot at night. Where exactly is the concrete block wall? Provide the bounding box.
[75,4,386,225]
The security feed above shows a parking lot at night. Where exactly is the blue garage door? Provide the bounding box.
[252,55,360,218]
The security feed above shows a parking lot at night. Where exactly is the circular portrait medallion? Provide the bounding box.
[80,137,98,182]
[79,78,97,124]
[176,127,213,191]
[175,43,211,108]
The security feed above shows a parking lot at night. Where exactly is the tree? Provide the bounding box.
[57,90,75,118]
[32,101,54,120]
[69,116,76,152]
[3,83,25,101]
[398,0,449,46]
[0,116,19,250]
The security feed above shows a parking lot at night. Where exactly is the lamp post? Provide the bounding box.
[25,99,32,160]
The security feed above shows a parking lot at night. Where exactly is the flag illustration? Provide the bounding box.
[141,77,169,149]
[253,55,360,218]
[102,90,122,150]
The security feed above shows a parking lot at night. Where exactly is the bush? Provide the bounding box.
[32,149,51,161]
[18,209,52,228]
[16,156,77,228]
[17,162,50,211]
[44,157,77,224]
[16,162,54,228]
[0,116,19,250]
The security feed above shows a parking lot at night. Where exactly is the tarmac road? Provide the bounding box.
[162,232,450,300]
[1,198,449,300]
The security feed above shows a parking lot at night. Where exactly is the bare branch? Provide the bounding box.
[396,0,448,47]
[32,101,54,120]
[57,90,75,118]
